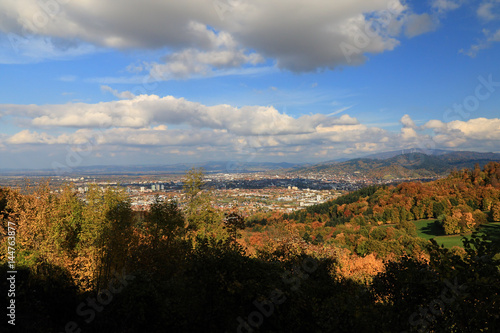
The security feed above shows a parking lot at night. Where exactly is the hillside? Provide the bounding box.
[284,161,500,240]
[295,150,500,179]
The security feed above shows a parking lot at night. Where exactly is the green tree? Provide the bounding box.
[222,211,245,241]
[145,196,185,249]
[183,167,205,201]
[79,185,134,291]
[183,167,223,232]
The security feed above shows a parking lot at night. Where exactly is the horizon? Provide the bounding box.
[1,1,500,169]
[1,148,499,174]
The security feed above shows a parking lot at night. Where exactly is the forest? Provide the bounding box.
[1,164,500,332]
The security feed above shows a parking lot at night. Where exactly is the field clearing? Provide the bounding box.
[413,219,500,248]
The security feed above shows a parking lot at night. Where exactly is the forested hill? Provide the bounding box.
[286,161,500,235]
[294,151,500,179]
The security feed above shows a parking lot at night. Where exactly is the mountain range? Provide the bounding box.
[294,150,500,179]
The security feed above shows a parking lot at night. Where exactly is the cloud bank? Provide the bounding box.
[1,95,499,168]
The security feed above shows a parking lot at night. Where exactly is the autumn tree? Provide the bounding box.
[0,181,57,269]
[442,205,475,235]
[489,201,500,222]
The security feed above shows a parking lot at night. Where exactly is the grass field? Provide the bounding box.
[413,219,500,248]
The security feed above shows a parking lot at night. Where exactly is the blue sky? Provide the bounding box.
[0,0,499,170]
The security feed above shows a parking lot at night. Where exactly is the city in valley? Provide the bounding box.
[0,169,433,216]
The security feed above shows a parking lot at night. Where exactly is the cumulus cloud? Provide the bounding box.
[7,129,57,145]
[397,115,421,142]
[0,0,439,71]
[424,117,500,148]
[0,94,363,137]
[0,92,399,164]
[2,94,499,165]
[400,114,417,129]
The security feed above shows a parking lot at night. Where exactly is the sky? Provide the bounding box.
[0,0,500,171]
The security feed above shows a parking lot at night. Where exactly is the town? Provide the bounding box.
[0,170,439,217]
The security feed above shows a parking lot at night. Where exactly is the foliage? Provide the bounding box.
[183,167,223,232]
[1,163,499,332]
[371,233,500,332]
[143,195,185,249]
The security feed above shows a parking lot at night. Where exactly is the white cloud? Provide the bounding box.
[0,0,438,71]
[424,117,500,148]
[101,85,135,99]
[0,94,363,136]
[461,28,500,57]
[431,0,463,14]
[7,129,56,145]
[3,93,499,166]
[400,114,417,128]
[0,92,395,164]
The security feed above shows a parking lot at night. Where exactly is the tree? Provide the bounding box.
[489,201,500,222]
[183,167,223,234]
[433,201,446,218]
[144,196,185,249]
[482,196,493,211]
[443,213,461,235]
[222,211,245,241]
[79,185,134,291]
[183,167,205,201]
[472,209,488,225]
[442,206,475,235]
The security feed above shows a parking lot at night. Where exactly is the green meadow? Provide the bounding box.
[413,219,500,248]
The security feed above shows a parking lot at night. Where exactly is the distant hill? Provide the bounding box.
[362,148,452,160]
[0,161,304,176]
[295,150,500,179]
